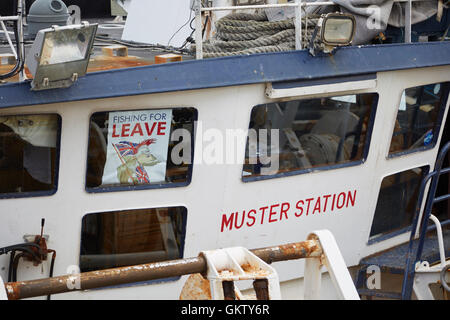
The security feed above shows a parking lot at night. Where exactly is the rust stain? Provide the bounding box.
[278,240,320,258]
[179,273,211,300]
[327,53,340,73]
[5,283,21,300]
[241,263,269,277]
[241,263,257,273]
[218,269,236,277]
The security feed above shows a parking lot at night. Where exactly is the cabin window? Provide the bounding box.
[389,82,449,156]
[369,166,428,242]
[86,108,196,192]
[0,114,60,197]
[80,206,187,274]
[242,93,378,180]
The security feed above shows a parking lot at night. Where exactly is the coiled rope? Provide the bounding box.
[193,12,318,58]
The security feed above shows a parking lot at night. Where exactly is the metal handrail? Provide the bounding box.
[0,0,25,81]
[428,214,447,268]
[401,139,450,299]
[4,239,322,300]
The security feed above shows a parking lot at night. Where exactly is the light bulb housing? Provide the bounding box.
[320,13,356,47]
[26,22,98,91]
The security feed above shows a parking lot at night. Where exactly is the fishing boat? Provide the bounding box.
[0,0,448,301]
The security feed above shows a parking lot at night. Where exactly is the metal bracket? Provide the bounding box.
[304,230,360,300]
[414,261,450,300]
[412,214,449,299]
[201,246,281,300]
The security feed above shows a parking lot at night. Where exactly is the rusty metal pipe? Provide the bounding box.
[252,240,322,264]
[4,239,321,300]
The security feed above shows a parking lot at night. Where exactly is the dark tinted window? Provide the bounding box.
[389,82,449,155]
[369,166,428,239]
[242,93,377,180]
[0,114,60,197]
[80,206,187,272]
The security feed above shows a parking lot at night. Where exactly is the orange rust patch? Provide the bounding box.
[5,283,20,300]
[179,273,211,300]
[240,263,269,276]
[279,240,321,258]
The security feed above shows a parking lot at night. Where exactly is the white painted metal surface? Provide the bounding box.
[305,230,359,300]
[0,276,7,300]
[0,65,448,299]
[265,79,378,99]
[413,260,450,300]
[428,215,446,268]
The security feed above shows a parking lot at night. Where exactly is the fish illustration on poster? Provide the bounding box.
[102,109,172,185]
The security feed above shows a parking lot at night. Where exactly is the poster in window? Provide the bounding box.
[102,109,172,185]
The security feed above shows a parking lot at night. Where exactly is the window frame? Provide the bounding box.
[242,92,379,183]
[79,205,188,287]
[367,165,430,245]
[387,82,450,159]
[0,112,62,200]
[84,107,197,194]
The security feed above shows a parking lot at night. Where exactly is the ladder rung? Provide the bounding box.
[433,194,450,204]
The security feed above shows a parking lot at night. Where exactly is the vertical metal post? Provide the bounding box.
[195,0,203,60]
[405,0,412,43]
[312,230,360,300]
[17,0,27,81]
[294,0,302,50]
[0,21,17,58]
[253,279,270,300]
[222,281,236,300]
[304,256,322,299]
[428,215,446,268]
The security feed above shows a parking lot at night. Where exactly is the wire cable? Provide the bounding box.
[167,1,195,46]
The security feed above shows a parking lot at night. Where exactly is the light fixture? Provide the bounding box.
[321,13,356,46]
[26,22,98,91]
[309,13,356,56]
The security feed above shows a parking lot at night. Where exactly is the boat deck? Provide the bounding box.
[0,18,194,84]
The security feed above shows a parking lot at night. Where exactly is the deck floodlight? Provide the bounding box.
[26,22,98,91]
[309,13,356,56]
[321,13,356,46]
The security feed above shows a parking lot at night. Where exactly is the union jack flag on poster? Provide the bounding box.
[135,164,150,183]
[115,139,157,158]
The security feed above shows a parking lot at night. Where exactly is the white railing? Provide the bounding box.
[0,0,25,81]
[193,0,434,59]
